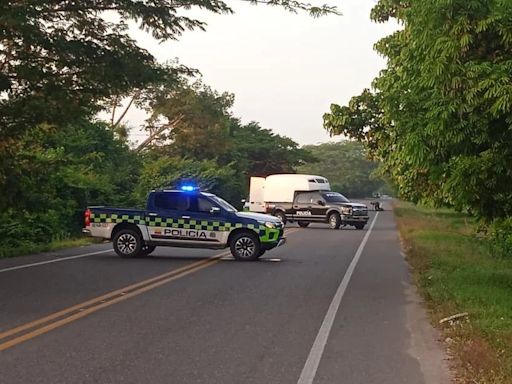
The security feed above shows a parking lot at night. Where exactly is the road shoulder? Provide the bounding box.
[313,207,452,384]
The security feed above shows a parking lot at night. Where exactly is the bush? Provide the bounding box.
[0,209,70,256]
[488,218,512,258]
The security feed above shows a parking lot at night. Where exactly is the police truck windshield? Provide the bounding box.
[322,192,350,203]
[210,195,238,212]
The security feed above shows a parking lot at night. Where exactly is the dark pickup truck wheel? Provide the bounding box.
[298,222,310,228]
[230,232,261,261]
[328,212,341,230]
[113,229,143,258]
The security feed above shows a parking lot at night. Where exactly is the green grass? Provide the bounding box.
[395,202,512,383]
[0,236,99,259]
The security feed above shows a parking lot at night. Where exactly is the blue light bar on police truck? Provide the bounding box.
[172,178,201,192]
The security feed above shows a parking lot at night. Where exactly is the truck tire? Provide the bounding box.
[354,223,365,230]
[328,212,341,230]
[274,210,287,225]
[230,231,261,261]
[113,229,143,258]
[298,222,310,228]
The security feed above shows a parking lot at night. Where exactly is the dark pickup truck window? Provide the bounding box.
[296,193,324,204]
[296,193,315,204]
[322,192,350,203]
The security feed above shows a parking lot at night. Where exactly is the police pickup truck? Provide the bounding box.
[83,187,286,261]
[270,191,369,230]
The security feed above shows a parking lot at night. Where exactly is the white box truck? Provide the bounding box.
[247,174,331,213]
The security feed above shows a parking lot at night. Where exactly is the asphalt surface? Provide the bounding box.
[0,202,450,384]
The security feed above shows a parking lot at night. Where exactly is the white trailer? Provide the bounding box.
[248,174,330,213]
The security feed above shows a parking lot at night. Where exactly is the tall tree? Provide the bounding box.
[0,0,338,210]
[324,0,512,219]
[0,0,338,137]
[224,119,313,176]
[142,81,234,158]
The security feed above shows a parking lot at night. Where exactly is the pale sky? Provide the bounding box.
[123,0,399,146]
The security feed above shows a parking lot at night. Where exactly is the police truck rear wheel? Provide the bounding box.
[230,232,261,261]
[274,211,287,225]
[328,213,341,230]
[113,229,143,258]
[298,222,310,228]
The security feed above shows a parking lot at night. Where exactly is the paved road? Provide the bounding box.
[0,205,450,384]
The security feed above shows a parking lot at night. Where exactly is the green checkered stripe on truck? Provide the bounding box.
[90,213,145,225]
[90,212,280,242]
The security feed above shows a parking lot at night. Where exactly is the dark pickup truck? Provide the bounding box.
[268,191,369,230]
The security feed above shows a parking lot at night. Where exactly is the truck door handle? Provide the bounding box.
[148,213,157,216]
[181,216,191,219]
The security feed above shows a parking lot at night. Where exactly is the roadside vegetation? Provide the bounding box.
[2,0,379,257]
[395,201,512,383]
[324,0,512,232]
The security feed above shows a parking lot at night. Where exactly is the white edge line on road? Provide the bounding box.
[297,212,380,384]
[0,249,112,274]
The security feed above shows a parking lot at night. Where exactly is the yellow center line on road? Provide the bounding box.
[0,252,228,351]
[0,257,223,352]
[0,256,226,351]
[0,228,300,352]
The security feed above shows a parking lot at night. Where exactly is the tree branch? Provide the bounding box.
[110,94,118,127]
[112,91,140,129]
[135,114,184,153]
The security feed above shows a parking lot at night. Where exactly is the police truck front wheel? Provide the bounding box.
[113,229,143,258]
[328,213,341,230]
[230,232,261,261]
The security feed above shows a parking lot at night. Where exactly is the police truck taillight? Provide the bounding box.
[84,209,91,227]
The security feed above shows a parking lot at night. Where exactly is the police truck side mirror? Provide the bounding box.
[210,207,221,214]
[318,200,326,206]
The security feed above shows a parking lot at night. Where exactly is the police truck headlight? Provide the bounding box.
[264,222,276,229]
